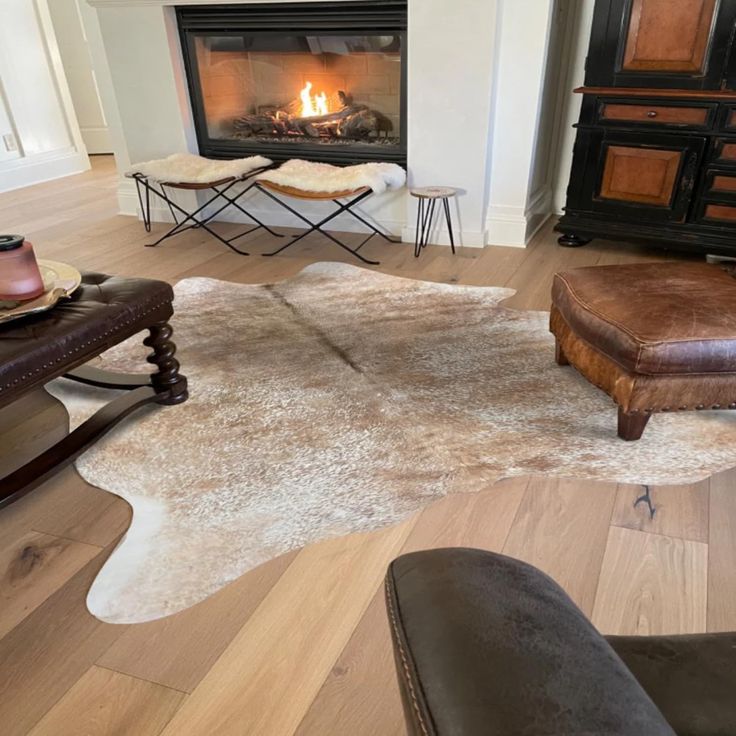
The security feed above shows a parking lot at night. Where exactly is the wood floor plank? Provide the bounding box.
[612,479,710,543]
[0,541,128,736]
[4,468,131,549]
[27,665,185,736]
[591,526,708,636]
[502,476,618,615]
[98,549,299,693]
[0,389,68,478]
[159,521,416,736]
[0,530,101,638]
[295,480,528,736]
[31,473,131,547]
[707,468,736,631]
[297,592,405,736]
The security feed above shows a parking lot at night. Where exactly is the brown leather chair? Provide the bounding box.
[386,548,736,735]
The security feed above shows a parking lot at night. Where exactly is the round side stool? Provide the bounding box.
[410,187,457,258]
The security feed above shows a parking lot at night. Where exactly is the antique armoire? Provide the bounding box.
[556,0,736,255]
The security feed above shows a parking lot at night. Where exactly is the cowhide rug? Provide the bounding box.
[47,262,736,623]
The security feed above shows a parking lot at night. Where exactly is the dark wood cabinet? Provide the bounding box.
[586,0,735,90]
[556,0,736,255]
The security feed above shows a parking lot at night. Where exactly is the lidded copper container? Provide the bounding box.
[0,234,45,301]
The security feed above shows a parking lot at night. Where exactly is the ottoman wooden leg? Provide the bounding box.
[555,339,570,366]
[618,408,650,441]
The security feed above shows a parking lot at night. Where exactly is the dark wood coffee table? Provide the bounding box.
[0,272,187,508]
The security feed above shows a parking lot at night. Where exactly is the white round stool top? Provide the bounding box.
[410,186,458,199]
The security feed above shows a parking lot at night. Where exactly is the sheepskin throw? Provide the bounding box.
[127,153,272,184]
[257,159,406,194]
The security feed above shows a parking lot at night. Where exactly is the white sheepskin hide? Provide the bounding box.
[127,153,272,184]
[257,159,406,194]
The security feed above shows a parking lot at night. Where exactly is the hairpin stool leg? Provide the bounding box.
[443,197,456,255]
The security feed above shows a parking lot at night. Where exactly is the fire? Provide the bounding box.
[300,81,328,117]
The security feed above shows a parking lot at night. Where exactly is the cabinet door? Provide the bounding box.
[577,131,705,222]
[586,0,736,89]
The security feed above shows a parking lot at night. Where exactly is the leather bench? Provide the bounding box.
[0,272,187,508]
[550,262,736,440]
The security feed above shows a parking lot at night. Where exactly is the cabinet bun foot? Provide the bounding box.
[558,234,591,248]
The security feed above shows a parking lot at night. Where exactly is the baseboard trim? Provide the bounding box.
[485,186,553,248]
[0,149,90,194]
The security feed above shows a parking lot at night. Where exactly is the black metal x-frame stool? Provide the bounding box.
[130,169,283,255]
[254,181,401,265]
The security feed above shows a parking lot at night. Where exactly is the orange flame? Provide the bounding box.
[300,81,328,117]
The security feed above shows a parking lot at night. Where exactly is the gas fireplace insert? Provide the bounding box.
[177,1,407,165]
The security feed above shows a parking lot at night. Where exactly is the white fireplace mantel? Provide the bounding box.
[87,0,561,247]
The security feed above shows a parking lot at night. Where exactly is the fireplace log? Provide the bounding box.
[337,108,381,138]
[288,104,368,127]
[229,100,390,141]
[232,114,281,137]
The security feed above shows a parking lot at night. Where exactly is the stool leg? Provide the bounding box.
[618,408,650,441]
[443,197,456,255]
[414,199,423,257]
[144,321,188,405]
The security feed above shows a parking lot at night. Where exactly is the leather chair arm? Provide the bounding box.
[608,632,736,736]
[386,548,675,736]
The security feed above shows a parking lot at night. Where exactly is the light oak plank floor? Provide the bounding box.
[1,157,735,735]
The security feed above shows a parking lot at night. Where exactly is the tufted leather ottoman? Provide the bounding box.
[550,262,736,440]
[0,272,187,507]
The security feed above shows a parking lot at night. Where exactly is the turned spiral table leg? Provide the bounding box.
[144,321,188,405]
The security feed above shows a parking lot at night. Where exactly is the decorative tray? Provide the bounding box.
[0,260,82,325]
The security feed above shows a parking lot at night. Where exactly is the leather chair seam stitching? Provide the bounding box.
[384,574,432,736]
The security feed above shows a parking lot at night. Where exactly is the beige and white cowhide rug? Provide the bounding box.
[48,262,736,624]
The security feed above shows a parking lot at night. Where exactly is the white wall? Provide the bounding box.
[552,0,595,213]
[485,0,556,246]
[0,84,21,165]
[0,0,89,193]
[528,1,575,223]
[405,0,498,247]
[48,0,112,153]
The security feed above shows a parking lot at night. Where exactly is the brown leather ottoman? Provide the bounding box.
[550,262,736,440]
[0,272,187,507]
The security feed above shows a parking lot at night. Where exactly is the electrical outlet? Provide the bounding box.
[3,133,18,152]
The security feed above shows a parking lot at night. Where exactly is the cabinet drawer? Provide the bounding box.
[702,169,736,198]
[718,105,736,132]
[701,203,736,223]
[710,138,736,165]
[598,102,715,128]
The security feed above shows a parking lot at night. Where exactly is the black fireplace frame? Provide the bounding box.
[177,1,407,166]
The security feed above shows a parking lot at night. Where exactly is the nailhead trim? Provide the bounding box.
[553,338,736,416]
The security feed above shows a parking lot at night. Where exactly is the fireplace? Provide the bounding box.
[177,1,407,165]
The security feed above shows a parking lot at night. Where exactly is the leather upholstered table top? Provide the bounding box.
[552,262,736,375]
[0,272,174,408]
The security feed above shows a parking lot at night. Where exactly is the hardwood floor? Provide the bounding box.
[1,156,735,735]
